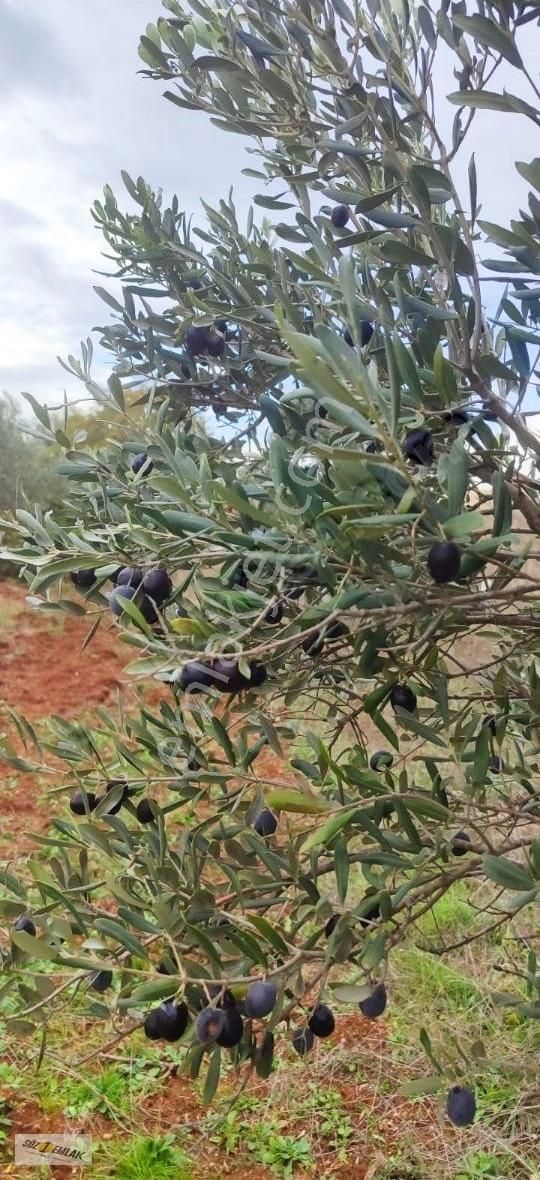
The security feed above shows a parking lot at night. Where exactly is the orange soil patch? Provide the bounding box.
[0,577,135,722]
[0,577,306,852]
[0,577,168,853]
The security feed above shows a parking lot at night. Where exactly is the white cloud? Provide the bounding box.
[0,0,250,404]
[0,1,538,407]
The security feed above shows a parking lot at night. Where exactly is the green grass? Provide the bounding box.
[392,945,483,1021]
[37,1063,161,1121]
[295,1083,353,1158]
[451,1150,514,1178]
[416,882,477,937]
[96,1134,193,1180]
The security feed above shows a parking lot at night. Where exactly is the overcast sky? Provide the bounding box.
[0,0,538,407]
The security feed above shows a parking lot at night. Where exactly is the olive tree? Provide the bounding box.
[1,0,539,1112]
[0,394,65,514]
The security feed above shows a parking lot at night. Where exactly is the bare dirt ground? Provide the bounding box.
[0,578,150,857]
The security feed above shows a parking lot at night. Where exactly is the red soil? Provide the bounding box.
[0,579,129,721]
[0,577,151,855]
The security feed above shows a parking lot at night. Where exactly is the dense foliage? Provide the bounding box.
[1,0,539,1109]
[0,394,64,515]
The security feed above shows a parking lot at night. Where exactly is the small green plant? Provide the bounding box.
[211,1108,249,1155]
[0,1062,22,1087]
[115,1051,165,1081]
[210,1092,265,1155]
[214,1111,313,1177]
[475,1074,521,1123]
[296,1084,353,1158]
[253,1128,313,1176]
[40,1058,165,1121]
[98,1134,192,1180]
[63,1067,131,1118]
[453,1150,505,1179]
[0,1104,11,1148]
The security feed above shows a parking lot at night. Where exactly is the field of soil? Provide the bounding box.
[0,577,537,1180]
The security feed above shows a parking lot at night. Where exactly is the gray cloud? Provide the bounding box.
[1,1,538,409]
[0,0,76,97]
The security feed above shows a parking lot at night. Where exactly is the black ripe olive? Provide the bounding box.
[195,1007,226,1043]
[131,452,153,475]
[117,566,143,589]
[216,1006,244,1048]
[444,408,469,425]
[308,1003,335,1039]
[245,980,277,1018]
[358,896,380,927]
[178,659,266,695]
[325,914,340,938]
[89,969,113,993]
[206,332,225,358]
[446,1085,476,1127]
[404,428,434,465]
[292,1027,314,1055]
[186,325,209,356]
[264,600,284,625]
[427,541,461,584]
[101,779,130,815]
[14,915,36,937]
[331,204,350,228]
[142,569,172,605]
[343,320,373,347]
[136,798,157,824]
[451,831,471,856]
[109,585,158,624]
[69,790,97,815]
[369,750,393,772]
[359,983,387,1019]
[233,564,249,589]
[253,809,278,837]
[70,569,96,592]
[390,684,417,713]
